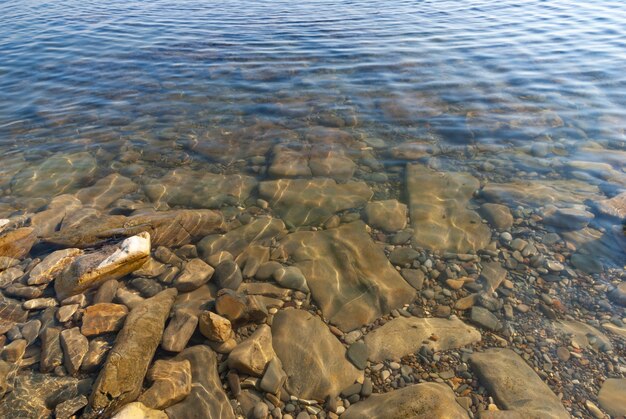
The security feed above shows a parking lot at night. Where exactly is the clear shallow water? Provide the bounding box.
[0,0,626,416]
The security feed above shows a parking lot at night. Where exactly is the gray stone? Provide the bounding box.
[542,205,594,230]
[94,279,119,304]
[40,327,64,373]
[228,324,275,376]
[470,349,569,419]
[273,266,309,293]
[60,327,89,375]
[212,259,243,291]
[346,341,368,370]
[388,247,419,266]
[608,282,626,307]
[400,269,425,290]
[470,306,502,331]
[259,357,287,394]
[76,173,137,209]
[479,203,513,230]
[174,259,214,292]
[598,378,626,417]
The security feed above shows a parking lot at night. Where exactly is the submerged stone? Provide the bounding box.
[76,173,138,209]
[279,221,416,331]
[138,359,192,410]
[364,199,408,233]
[27,248,82,285]
[227,324,275,376]
[0,227,37,259]
[598,378,626,417]
[406,164,491,253]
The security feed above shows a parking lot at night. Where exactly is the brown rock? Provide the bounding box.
[81,337,111,372]
[173,259,214,292]
[138,359,192,409]
[0,297,28,334]
[162,311,198,352]
[60,327,89,375]
[198,311,233,342]
[27,248,82,285]
[364,200,408,233]
[40,327,64,373]
[0,227,36,259]
[88,288,177,416]
[227,324,275,376]
[81,303,129,336]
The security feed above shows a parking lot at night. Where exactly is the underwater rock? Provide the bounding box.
[364,199,408,233]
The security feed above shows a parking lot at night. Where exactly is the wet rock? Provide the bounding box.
[346,341,368,370]
[11,152,97,198]
[595,191,626,219]
[542,205,594,230]
[258,178,372,226]
[94,279,120,304]
[400,269,425,290]
[364,317,481,362]
[0,297,29,334]
[198,310,233,342]
[239,245,269,278]
[470,306,503,331]
[0,227,37,259]
[2,338,27,362]
[479,203,513,230]
[479,261,507,293]
[269,144,312,178]
[406,165,491,253]
[23,297,58,310]
[144,168,257,209]
[165,345,235,419]
[598,378,626,417]
[40,327,64,373]
[28,194,83,237]
[116,287,145,309]
[21,319,41,345]
[388,247,419,266]
[133,258,167,278]
[60,327,89,375]
[259,357,287,394]
[608,282,626,307]
[111,402,167,419]
[0,266,24,287]
[554,320,612,351]
[81,303,128,336]
[174,259,214,292]
[89,288,177,416]
[27,248,82,285]
[279,222,416,331]
[138,359,192,409]
[76,173,137,209]
[55,232,150,299]
[255,261,282,280]
[0,371,81,418]
[212,259,242,290]
[272,309,362,400]
[44,209,225,249]
[162,310,198,352]
[130,277,163,297]
[81,337,111,372]
[154,246,183,268]
[364,200,408,233]
[198,217,285,260]
[215,289,255,327]
[228,324,275,376]
[470,349,569,419]
[57,303,78,322]
[343,382,468,419]
[272,266,309,293]
[55,395,88,419]
[309,146,357,181]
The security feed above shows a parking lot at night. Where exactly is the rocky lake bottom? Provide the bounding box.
[1,0,626,418]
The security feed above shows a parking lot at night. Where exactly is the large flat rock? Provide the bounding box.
[343,382,468,419]
[272,309,362,401]
[364,317,481,362]
[76,173,138,209]
[481,179,601,208]
[88,288,177,416]
[469,349,569,419]
[598,378,626,417]
[165,345,235,419]
[279,221,416,331]
[406,164,491,253]
[144,168,257,209]
[259,178,372,226]
[43,209,225,248]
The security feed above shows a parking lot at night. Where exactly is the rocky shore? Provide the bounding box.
[0,136,625,419]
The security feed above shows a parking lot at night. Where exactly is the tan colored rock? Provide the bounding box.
[272,309,362,400]
[470,349,569,419]
[55,232,151,299]
[198,311,233,342]
[28,194,83,237]
[111,402,168,419]
[0,227,37,259]
[598,378,626,417]
[364,200,408,233]
[343,382,468,419]
[60,327,89,375]
[138,360,192,409]
[227,324,275,376]
[76,173,138,209]
[88,288,177,416]
[364,317,481,362]
[27,248,82,285]
[81,303,129,336]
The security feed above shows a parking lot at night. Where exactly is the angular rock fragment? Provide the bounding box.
[88,288,177,416]
[364,317,481,362]
[174,259,214,292]
[165,345,235,419]
[479,261,507,293]
[55,232,150,299]
[81,303,128,336]
[470,306,502,331]
[279,221,416,331]
[343,382,468,419]
[81,337,112,372]
[40,327,64,373]
[259,357,287,394]
[481,179,601,208]
[27,248,82,285]
[138,359,192,409]
[228,324,275,376]
[258,178,373,226]
[0,297,29,334]
[162,311,199,352]
[272,309,362,400]
[406,164,491,253]
[198,310,233,342]
[0,266,24,288]
[60,327,89,375]
[470,349,569,419]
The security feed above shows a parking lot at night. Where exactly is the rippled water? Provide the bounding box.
[1,0,625,416]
